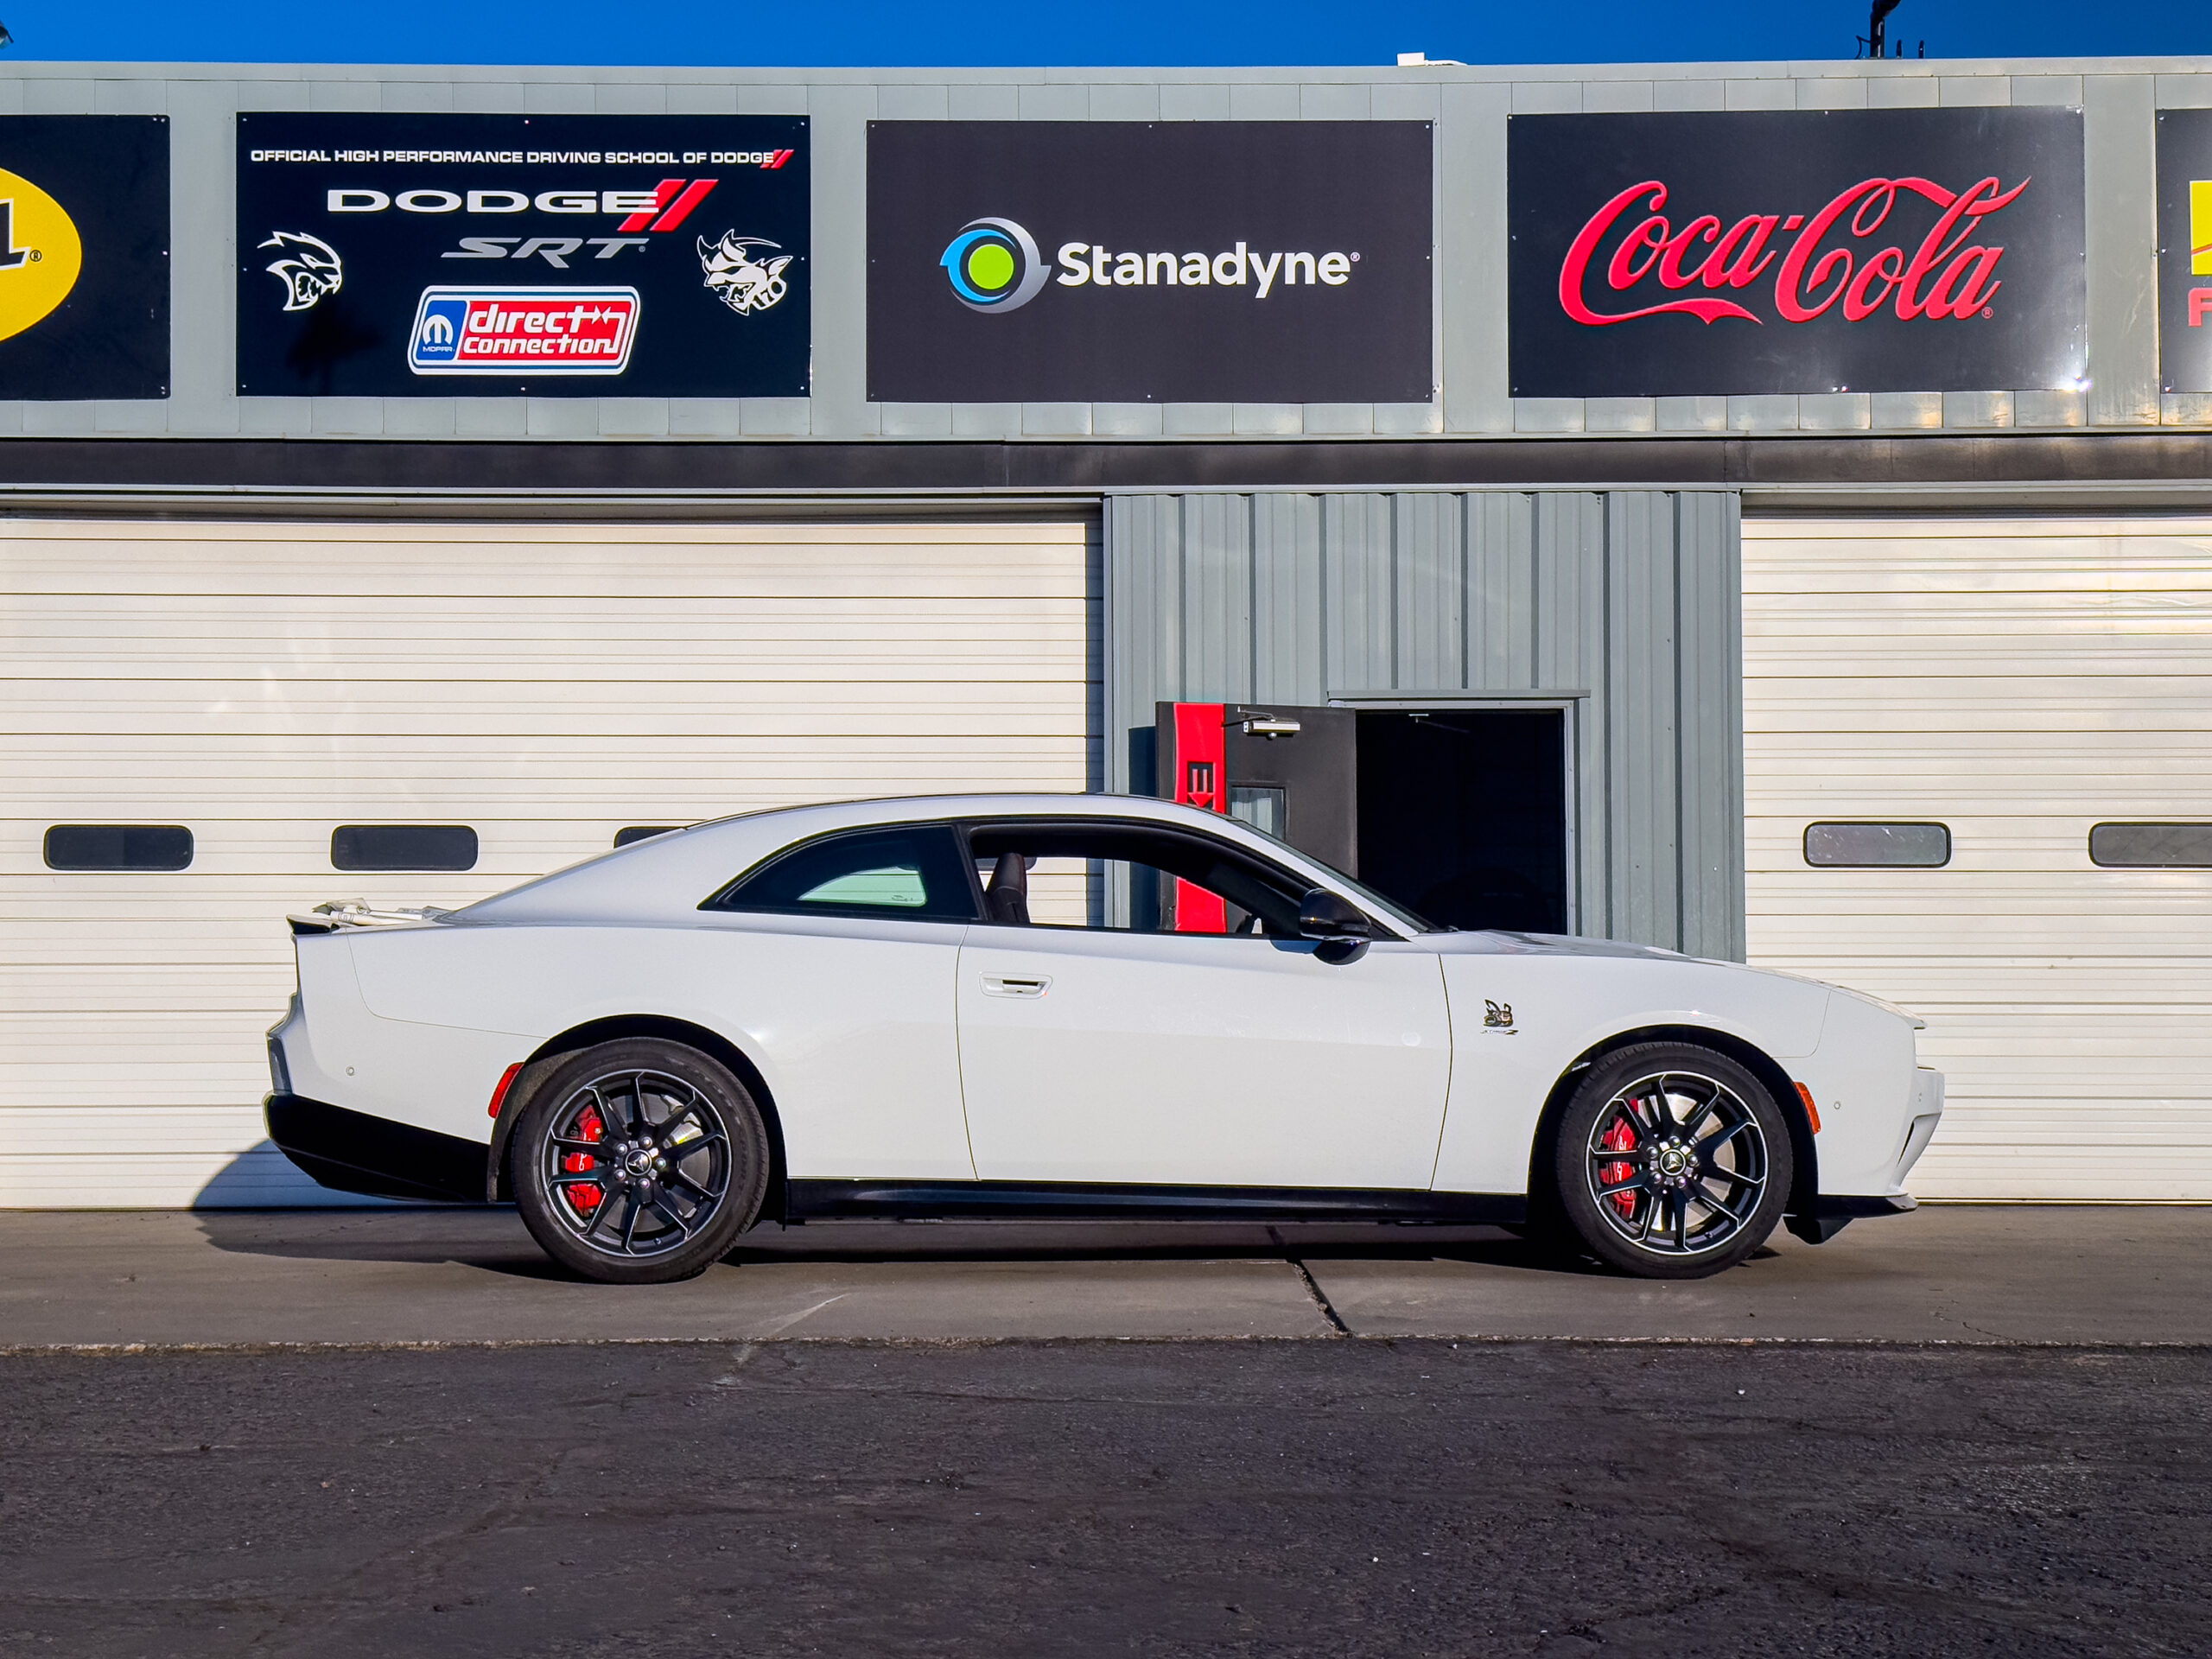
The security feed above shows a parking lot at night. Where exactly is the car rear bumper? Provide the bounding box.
[264,1093,491,1204]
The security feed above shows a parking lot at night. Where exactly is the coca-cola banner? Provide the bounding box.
[2157,109,2212,394]
[1508,109,2085,399]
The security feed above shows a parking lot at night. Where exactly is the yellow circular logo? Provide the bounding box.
[0,168,80,343]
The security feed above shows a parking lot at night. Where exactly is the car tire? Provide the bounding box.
[1548,1041,1793,1281]
[511,1038,771,1285]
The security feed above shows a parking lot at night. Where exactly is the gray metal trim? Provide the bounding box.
[1327,690,1590,702]
[1107,487,1743,958]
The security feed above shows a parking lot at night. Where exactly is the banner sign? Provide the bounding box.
[2157,109,2212,393]
[867,122,1433,404]
[1508,109,2085,399]
[237,114,808,397]
[0,116,168,400]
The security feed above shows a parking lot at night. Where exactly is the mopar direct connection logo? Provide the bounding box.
[939,218,1046,313]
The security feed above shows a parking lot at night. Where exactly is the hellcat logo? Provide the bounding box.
[260,231,343,312]
[0,167,82,342]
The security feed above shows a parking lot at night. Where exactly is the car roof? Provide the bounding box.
[450,793,1405,931]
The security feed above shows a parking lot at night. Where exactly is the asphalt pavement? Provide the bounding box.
[6,1206,2210,1656]
[6,1338,2208,1657]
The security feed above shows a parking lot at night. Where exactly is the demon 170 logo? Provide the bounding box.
[408,288,640,375]
[1556,174,2026,330]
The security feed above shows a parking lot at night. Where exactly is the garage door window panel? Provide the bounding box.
[1802,823,1952,868]
[331,825,479,873]
[707,825,978,923]
[2088,823,2212,868]
[43,824,194,872]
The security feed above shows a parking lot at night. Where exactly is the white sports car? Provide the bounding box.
[264,794,1943,1284]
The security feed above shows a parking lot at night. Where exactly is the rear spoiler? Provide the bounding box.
[288,900,453,937]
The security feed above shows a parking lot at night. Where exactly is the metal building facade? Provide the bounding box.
[1105,490,1744,957]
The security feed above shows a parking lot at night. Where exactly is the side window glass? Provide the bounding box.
[967,822,1308,938]
[708,824,977,922]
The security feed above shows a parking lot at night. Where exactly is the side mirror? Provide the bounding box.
[1298,889,1373,963]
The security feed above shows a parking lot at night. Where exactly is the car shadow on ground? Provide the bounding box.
[189,1209,1709,1281]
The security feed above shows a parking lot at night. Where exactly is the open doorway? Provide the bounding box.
[1355,709,1569,933]
[1153,699,1573,935]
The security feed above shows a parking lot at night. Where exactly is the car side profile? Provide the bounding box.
[264,794,1943,1283]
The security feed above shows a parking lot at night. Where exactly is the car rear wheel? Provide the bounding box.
[1550,1041,1793,1280]
[511,1038,771,1285]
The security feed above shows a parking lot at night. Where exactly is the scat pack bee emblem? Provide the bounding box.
[1484,999,1517,1033]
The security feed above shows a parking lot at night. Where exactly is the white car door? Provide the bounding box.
[955,818,1452,1191]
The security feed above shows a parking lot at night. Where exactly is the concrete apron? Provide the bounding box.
[2,1206,2209,1350]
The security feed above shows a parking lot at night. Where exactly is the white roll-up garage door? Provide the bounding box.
[2,518,1094,1206]
[1745,515,2212,1199]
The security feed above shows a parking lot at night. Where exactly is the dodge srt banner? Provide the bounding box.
[2156,109,2212,394]
[1507,109,2085,399]
[236,114,808,397]
[867,122,1433,404]
[0,116,168,400]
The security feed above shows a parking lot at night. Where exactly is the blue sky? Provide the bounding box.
[6,0,2205,67]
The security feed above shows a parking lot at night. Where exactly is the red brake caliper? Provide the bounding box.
[1599,1115,1639,1221]
[563,1105,607,1216]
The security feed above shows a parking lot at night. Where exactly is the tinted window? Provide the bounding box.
[967,820,1313,937]
[614,826,682,849]
[332,825,479,872]
[708,825,977,922]
[1803,823,1950,868]
[43,824,194,872]
[2089,823,2212,868]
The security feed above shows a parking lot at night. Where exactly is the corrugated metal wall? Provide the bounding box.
[1106,490,1745,958]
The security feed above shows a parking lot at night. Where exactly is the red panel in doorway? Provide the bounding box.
[1168,702,1227,933]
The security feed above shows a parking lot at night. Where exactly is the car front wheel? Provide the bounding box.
[1550,1041,1793,1280]
[512,1038,771,1285]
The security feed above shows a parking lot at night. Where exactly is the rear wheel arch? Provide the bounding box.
[1526,1024,1819,1221]
[491,1015,789,1220]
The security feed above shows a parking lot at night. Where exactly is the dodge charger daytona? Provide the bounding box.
[264,794,1943,1283]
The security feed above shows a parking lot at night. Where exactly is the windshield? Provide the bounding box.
[1219,815,1440,935]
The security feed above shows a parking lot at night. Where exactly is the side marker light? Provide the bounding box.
[487,1061,525,1121]
[1793,1081,1822,1135]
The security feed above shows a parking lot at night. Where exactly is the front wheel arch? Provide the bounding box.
[491,1014,788,1221]
[1526,1024,1819,1225]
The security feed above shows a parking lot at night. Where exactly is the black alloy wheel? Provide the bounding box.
[1549,1041,1793,1279]
[511,1038,770,1284]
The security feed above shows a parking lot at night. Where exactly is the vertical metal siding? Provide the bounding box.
[1108,488,1743,957]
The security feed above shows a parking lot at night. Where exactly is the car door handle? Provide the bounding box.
[980,973,1051,999]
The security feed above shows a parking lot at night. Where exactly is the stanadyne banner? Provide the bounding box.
[0,116,168,400]
[237,114,808,397]
[2157,109,2212,394]
[867,122,1433,404]
[1508,108,2085,398]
